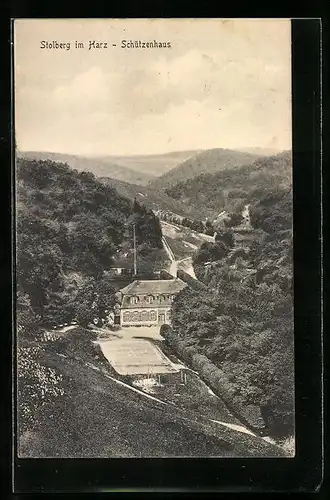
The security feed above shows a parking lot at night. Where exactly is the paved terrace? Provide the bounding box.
[99,337,180,376]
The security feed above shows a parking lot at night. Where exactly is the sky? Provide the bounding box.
[14,19,292,156]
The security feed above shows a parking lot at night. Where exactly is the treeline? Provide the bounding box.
[16,158,163,331]
[162,326,269,434]
[169,188,294,440]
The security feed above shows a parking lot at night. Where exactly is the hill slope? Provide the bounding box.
[17,151,154,185]
[99,176,202,219]
[16,157,163,327]
[164,151,292,219]
[169,188,294,440]
[18,327,282,458]
[149,148,259,190]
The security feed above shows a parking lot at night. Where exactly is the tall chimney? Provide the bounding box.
[133,222,137,276]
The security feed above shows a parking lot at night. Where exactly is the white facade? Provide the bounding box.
[120,306,171,327]
[118,279,186,328]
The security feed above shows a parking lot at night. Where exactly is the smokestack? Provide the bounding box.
[133,222,137,276]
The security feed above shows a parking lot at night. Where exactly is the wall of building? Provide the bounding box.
[121,307,171,327]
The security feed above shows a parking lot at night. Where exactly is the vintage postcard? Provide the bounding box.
[14,18,294,458]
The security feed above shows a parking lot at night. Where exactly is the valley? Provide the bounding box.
[16,146,294,458]
[148,148,260,190]
[98,149,292,224]
[15,17,295,466]
[163,151,292,219]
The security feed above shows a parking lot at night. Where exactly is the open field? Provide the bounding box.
[163,235,196,260]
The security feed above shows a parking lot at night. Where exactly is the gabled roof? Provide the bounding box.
[120,279,187,296]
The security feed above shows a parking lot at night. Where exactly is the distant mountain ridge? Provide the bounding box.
[94,150,203,177]
[17,151,155,186]
[148,148,260,190]
[236,147,284,156]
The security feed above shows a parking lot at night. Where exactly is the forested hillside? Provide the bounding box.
[165,151,292,219]
[166,188,294,441]
[16,158,163,329]
[99,176,202,219]
[149,148,258,191]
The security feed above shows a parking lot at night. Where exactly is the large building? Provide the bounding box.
[118,278,187,327]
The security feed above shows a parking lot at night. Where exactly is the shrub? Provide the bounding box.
[17,345,65,435]
[160,324,172,339]
[200,362,217,380]
[75,303,94,328]
[185,346,199,361]
[191,354,209,371]
[280,435,295,457]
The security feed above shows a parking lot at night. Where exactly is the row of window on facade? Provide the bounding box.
[122,310,171,322]
[128,294,176,305]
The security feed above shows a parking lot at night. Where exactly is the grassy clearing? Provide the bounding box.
[163,236,195,260]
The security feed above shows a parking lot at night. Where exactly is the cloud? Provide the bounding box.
[45,51,288,125]
[54,67,108,102]
[119,49,289,118]
[45,53,219,120]
[15,20,291,155]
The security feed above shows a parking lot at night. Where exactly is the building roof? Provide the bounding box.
[120,278,187,296]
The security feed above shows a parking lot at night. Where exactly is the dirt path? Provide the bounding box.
[162,235,197,279]
[161,235,177,276]
[177,256,196,279]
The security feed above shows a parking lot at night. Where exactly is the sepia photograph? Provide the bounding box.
[14,18,294,458]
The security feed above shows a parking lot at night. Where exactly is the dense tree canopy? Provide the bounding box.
[170,188,294,439]
[16,159,163,328]
[249,189,292,234]
[164,151,292,219]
